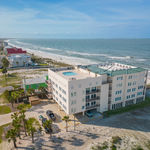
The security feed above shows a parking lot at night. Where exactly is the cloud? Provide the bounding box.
[0,0,150,38]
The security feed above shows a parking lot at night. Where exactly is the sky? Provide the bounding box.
[0,0,150,38]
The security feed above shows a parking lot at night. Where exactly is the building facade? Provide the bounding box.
[8,54,32,67]
[47,63,147,115]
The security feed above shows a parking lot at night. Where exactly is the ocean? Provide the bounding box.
[8,39,150,70]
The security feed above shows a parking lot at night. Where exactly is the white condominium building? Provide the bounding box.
[47,63,147,115]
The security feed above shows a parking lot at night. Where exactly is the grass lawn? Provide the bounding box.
[104,97,150,117]
[0,105,11,115]
[0,93,9,104]
[0,73,21,87]
[0,123,10,143]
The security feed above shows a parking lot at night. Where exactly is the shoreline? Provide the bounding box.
[8,41,98,66]
[6,41,150,85]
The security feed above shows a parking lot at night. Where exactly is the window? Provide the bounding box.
[71,93,73,97]
[86,95,90,100]
[91,87,96,92]
[128,75,132,79]
[62,97,66,102]
[132,88,136,92]
[131,94,135,98]
[138,85,143,89]
[128,82,132,86]
[115,90,122,95]
[115,97,121,101]
[117,76,123,80]
[86,88,90,94]
[137,92,143,96]
[82,106,85,109]
[133,81,136,85]
[86,103,90,107]
[74,92,76,96]
[126,95,130,99]
[127,89,131,93]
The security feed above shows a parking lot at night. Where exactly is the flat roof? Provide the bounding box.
[84,63,146,77]
[23,77,46,85]
[57,69,94,81]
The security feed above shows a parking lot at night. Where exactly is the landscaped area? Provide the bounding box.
[0,105,11,115]
[0,123,10,143]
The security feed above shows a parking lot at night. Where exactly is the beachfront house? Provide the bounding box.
[47,63,148,115]
[4,47,32,67]
[8,54,32,67]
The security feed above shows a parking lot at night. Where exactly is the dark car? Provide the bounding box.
[41,117,47,124]
[46,110,56,121]
[44,127,52,134]
[85,110,94,117]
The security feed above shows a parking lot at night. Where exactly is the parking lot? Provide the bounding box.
[27,99,103,133]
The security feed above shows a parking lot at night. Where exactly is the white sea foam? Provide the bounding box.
[8,41,98,65]
[7,40,147,66]
[66,50,108,57]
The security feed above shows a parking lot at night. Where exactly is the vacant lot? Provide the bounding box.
[1,103,150,150]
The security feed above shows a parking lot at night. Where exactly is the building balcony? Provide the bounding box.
[86,89,100,94]
[102,81,108,84]
[86,104,100,110]
[86,96,100,102]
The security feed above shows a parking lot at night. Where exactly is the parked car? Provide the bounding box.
[44,126,52,134]
[38,115,44,121]
[85,111,94,117]
[42,117,47,124]
[46,110,56,121]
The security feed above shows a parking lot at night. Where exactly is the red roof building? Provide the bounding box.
[6,47,27,55]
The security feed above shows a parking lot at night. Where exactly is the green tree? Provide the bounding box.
[8,95,15,108]
[26,117,41,143]
[62,116,71,132]
[2,67,7,83]
[6,128,18,148]
[43,120,53,137]
[38,86,45,98]
[17,104,31,136]
[27,88,35,96]
[2,57,9,68]
[11,112,22,139]
[11,91,20,103]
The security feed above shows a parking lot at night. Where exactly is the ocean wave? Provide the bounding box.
[66,50,109,57]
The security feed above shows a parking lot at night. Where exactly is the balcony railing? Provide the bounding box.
[86,96,100,102]
[86,104,100,110]
[86,89,100,94]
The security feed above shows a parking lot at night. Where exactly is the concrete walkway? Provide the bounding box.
[0,86,14,94]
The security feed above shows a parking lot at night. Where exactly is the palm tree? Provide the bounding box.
[62,116,71,132]
[11,90,22,103]
[26,117,41,143]
[6,128,18,148]
[43,120,53,137]
[17,104,31,136]
[11,112,22,139]
[8,95,15,108]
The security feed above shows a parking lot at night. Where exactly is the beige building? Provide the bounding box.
[47,63,147,115]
